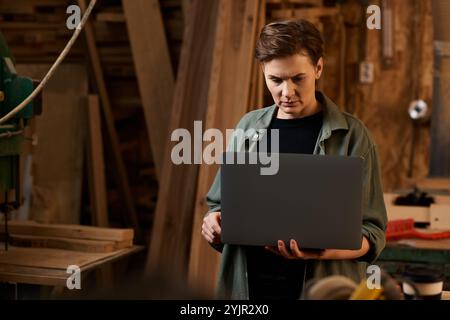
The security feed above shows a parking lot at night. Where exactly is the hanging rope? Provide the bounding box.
[0,0,97,125]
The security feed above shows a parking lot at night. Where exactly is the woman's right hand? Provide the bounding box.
[202,212,222,244]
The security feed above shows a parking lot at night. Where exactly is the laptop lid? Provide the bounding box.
[220,152,363,250]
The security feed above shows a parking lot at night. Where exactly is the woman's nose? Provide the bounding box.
[282,82,295,99]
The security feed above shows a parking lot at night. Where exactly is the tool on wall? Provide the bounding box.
[407,99,429,178]
[381,0,394,69]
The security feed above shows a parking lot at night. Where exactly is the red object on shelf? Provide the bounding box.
[386,219,450,241]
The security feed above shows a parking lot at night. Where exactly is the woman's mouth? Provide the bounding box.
[281,101,299,107]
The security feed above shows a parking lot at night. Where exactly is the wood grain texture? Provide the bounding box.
[342,0,433,191]
[15,64,87,224]
[7,220,134,242]
[86,95,109,227]
[188,0,260,295]
[147,0,221,277]
[78,0,142,241]
[0,246,117,269]
[123,0,174,179]
[7,234,132,253]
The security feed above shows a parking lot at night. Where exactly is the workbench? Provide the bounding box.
[377,238,450,291]
[0,244,144,298]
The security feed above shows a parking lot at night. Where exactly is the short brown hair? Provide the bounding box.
[255,19,324,65]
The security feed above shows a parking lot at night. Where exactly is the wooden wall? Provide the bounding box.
[341,0,433,191]
[263,0,434,192]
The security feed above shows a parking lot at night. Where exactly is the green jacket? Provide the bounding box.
[205,92,387,299]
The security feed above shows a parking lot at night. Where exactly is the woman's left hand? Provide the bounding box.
[265,239,325,260]
[265,237,370,260]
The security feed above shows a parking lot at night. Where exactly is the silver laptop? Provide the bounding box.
[220,152,363,250]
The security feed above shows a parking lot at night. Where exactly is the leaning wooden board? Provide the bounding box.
[188,0,260,294]
[7,220,134,242]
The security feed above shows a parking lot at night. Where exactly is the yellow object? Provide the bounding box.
[349,280,383,300]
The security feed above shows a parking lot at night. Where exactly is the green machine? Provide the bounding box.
[0,31,41,243]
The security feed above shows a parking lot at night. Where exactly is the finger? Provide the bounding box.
[289,239,306,259]
[265,246,281,256]
[278,240,294,259]
[201,230,213,243]
[204,222,215,235]
[202,227,215,240]
[205,221,220,235]
[210,223,221,235]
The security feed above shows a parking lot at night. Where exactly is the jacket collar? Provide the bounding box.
[254,91,349,141]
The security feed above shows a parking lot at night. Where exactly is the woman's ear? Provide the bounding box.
[315,57,324,80]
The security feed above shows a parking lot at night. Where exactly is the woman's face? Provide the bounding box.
[263,53,323,119]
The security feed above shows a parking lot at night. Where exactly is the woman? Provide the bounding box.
[201,19,387,300]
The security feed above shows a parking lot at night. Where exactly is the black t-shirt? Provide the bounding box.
[246,109,323,300]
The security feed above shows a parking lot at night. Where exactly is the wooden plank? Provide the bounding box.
[15,64,87,224]
[248,0,266,112]
[0,265,68,286]
[86,95,109,227]
[122,0,175,179]
[266,0,322,5]
[6,234,132,253]
[256,0,266,109]
[0,246,120,269]
[77,0,142,241]
[96,12,125,23]
[0,246,143,286]
[188,0,260,295]
[147,0,221,277]
[415,178,450,193]
[270,7,339,20]
[7,220,133,242]
[0,246,143,287]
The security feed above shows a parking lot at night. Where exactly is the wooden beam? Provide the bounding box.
[122,0,174,179]
[86,95,109,228]
[270,7,339,20]
[77,0,142,241]
[147,0,221,278]
[188,0,260,295]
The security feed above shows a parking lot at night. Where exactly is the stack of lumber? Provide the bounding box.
[0,220,133,253]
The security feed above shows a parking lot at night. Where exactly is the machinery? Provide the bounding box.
[0,31,41,249]
[0,0,95,254]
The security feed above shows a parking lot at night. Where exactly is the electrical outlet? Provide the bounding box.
[359,62,374,84]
